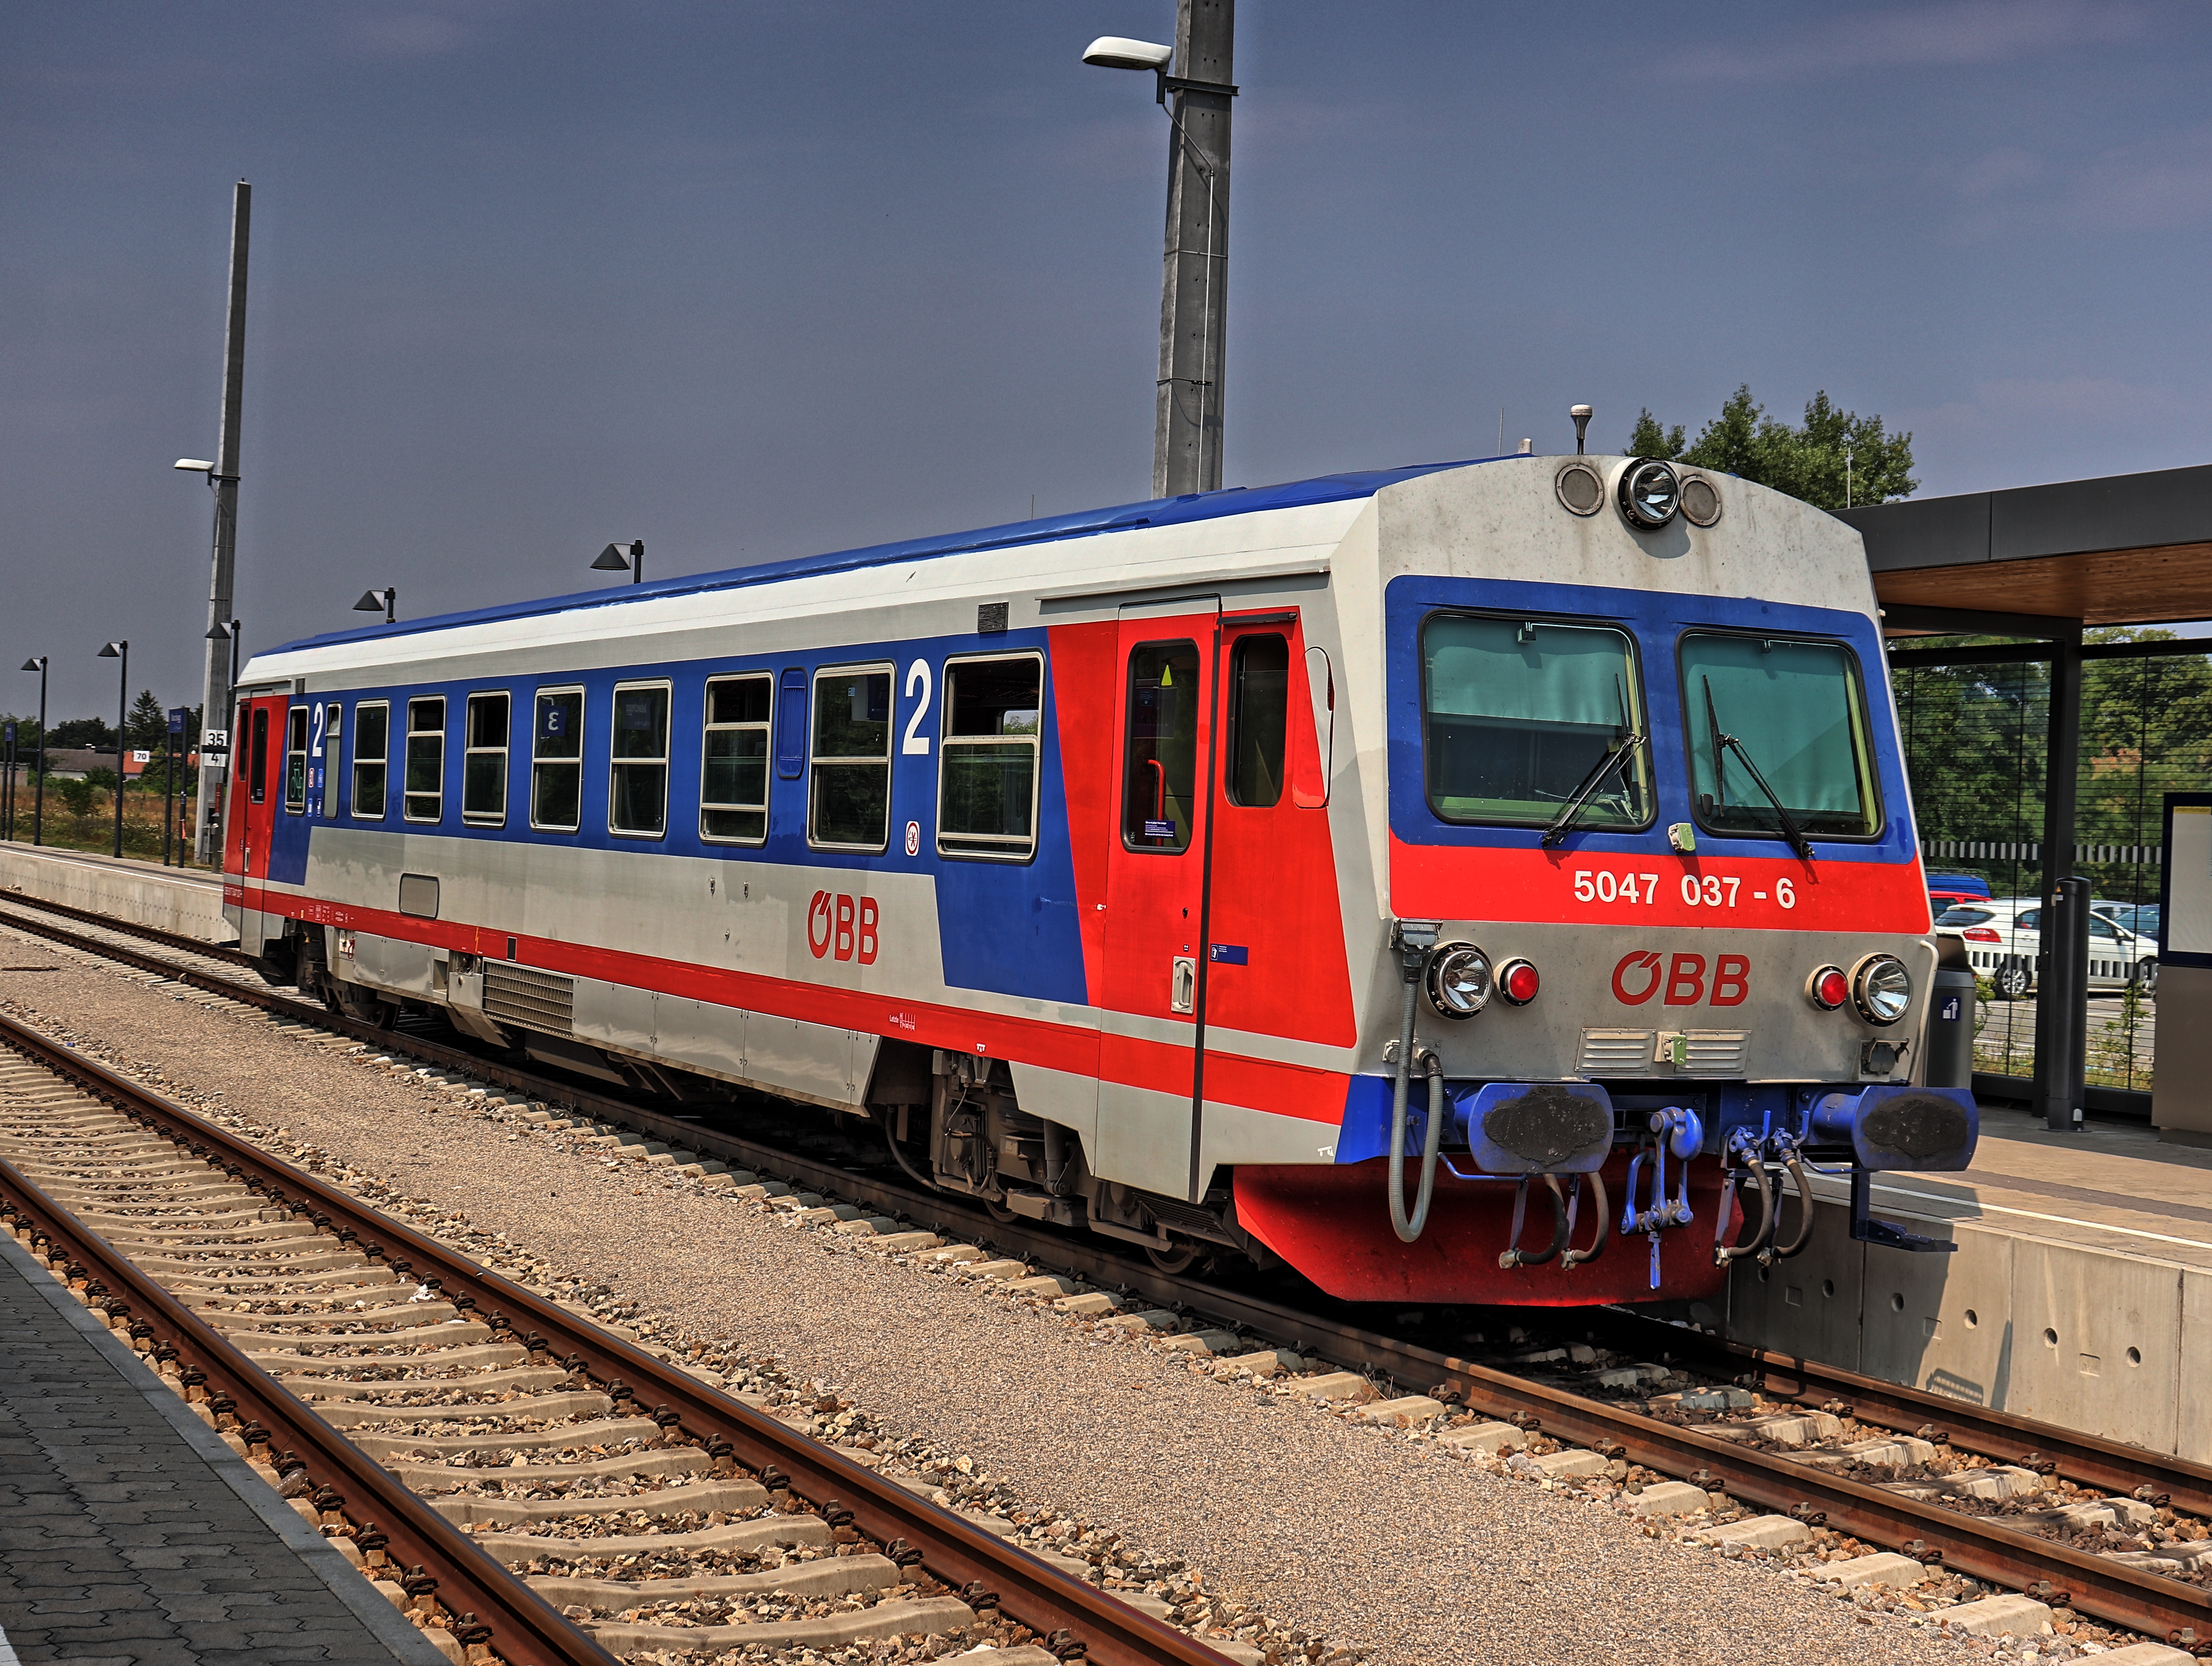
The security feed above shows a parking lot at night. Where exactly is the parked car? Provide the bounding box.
[2097,902,2162,945]
[1934,898,2156,998]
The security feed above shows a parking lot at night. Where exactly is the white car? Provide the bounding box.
[1935,899,2156,998]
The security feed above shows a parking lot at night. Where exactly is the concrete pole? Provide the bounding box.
[194,181,251,864]
[1152,0,1234,499]
[2034,628,2087,1131]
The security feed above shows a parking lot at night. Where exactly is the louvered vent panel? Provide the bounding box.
[1576,1030,1654,1076]
[1682,1031,1749,1076]
[483,964,575,1035]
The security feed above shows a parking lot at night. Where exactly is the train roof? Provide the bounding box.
[266,457,1496,660]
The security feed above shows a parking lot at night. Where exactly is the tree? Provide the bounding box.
[48,715,115,750]
[127,689,167,751]
[1626,386,1916,511]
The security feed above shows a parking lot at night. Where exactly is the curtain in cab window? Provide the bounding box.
[1421,615,1648,828]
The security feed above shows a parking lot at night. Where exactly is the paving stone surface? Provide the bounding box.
[0,1230,440,1665]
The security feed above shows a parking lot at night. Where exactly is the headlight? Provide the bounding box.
[1426,943,1493,1019]
[1851,955,1912,1026]
[1618,459,1680,529]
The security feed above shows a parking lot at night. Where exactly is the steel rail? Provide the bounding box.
[12,902,2212,1643]
[0,888,256,966]
[1584,1309,2212,1522]
[0,1152,615,1664]
[0,1008,1227,1666]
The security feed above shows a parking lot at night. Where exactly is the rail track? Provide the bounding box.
[6,890,2212,1653]
[0,995,1229,1666]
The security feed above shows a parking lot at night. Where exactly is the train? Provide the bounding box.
[220,450,1979,1308]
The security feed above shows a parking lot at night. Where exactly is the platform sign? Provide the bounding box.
[2159,794,2212,967]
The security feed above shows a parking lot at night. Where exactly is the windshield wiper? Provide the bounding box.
[1701,677,1815,862]
[1541,732,1648,848]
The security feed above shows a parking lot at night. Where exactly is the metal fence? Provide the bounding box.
[1892,638,2212,1096]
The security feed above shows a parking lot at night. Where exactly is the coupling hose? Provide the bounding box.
[1762,1153,1817,1263]
[1715,1158,1776,1264]
[1560,1170,1610,1269]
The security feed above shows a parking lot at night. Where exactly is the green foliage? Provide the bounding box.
[48,715,114,749]
[82,767,118,794]
[1626,385,1916,510]
[127,689,167,751]
[49,775,95,817]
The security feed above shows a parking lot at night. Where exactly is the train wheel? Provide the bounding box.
[1145,1239,1200,1275]
[982,1198,1018,1225]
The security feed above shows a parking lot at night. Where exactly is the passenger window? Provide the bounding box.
[284,706,309,813]
[939,655,1042,860]
[249,707,269,805]
[2017,909,2041,932]
[610,682,670,836]
[404,696,445,823]
[1227,634,1288,807]
[352,702,388,818]
[808,664,892,850]
[1121,641,1200,852]
[463,692,509,825]
[702,674,773,843]
[531,688,583,831]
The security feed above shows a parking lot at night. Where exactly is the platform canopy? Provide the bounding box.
[1839,462,2212,631]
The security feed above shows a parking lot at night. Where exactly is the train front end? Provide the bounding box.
[1234,455,1977,1308]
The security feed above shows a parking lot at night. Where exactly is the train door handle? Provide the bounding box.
[1170,956,1197,1014]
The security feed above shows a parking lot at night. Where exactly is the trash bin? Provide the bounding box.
[1926,933,1977,1089]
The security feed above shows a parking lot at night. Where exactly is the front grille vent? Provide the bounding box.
[483,964,574,1035]
[1678,1030,1749,1076]
[1576,1030,1654,1076]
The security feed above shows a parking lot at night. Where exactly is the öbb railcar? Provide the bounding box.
[221,453,1977,1307]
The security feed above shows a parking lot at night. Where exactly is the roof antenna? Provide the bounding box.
[1571,404,1593,455]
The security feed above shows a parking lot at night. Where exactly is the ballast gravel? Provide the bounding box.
[0,938,2025,1666]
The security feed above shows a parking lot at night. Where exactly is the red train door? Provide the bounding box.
[1095,600,1220,1202]
[223,695,286,930]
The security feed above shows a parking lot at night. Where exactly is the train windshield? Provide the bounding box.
[1681,633,1881,840]
[1420,613,1650,830]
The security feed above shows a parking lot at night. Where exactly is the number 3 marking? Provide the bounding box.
[902,660,932,755]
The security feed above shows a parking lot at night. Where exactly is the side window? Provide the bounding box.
[352,702,388,818]
[2017,909,2041,932]
[322,704,342,817]
[249,707,269,804]
[531,688,583,831]
[610,682,670,837]
[1226,634,1288,807]
[702,674,772,843]
[808,664,891,850]
[284,706,309,813]
[463,692,509,825]
[939,655,1042,860]
[404,695,445,823]
[1121,641,1200,852]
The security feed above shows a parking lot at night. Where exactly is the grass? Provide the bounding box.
[2,786,211,867]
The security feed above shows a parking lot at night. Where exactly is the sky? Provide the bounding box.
[6,0,2212,721]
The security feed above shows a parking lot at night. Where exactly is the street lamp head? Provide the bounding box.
[354,589,390,612]
[97,641,125,658]
[20,657,45,673]
[591,543,633,572]
[205,622,232,641]
[1082,35,1173,71]
[173,459,215,473]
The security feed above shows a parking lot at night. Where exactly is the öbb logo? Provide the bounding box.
[1611,950,1749,1007]
[807,892,880,964]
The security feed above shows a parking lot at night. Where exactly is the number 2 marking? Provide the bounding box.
[309,703,326,759]
[902,660,931,755]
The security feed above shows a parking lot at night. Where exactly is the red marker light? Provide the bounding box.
[1810,967,1850,1010]
[1498,959,1541,1006]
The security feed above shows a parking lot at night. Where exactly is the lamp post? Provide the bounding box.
[354,588,397,624]
[3,721,14,842]
[97,641,128,858]
[18,657,46,847]
[1084,3,1238,498]
[592,541,645,584]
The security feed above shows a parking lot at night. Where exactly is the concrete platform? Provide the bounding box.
[0,845,231,944]
[1728,1102,2212,1463]
[0,1227,440,1665]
